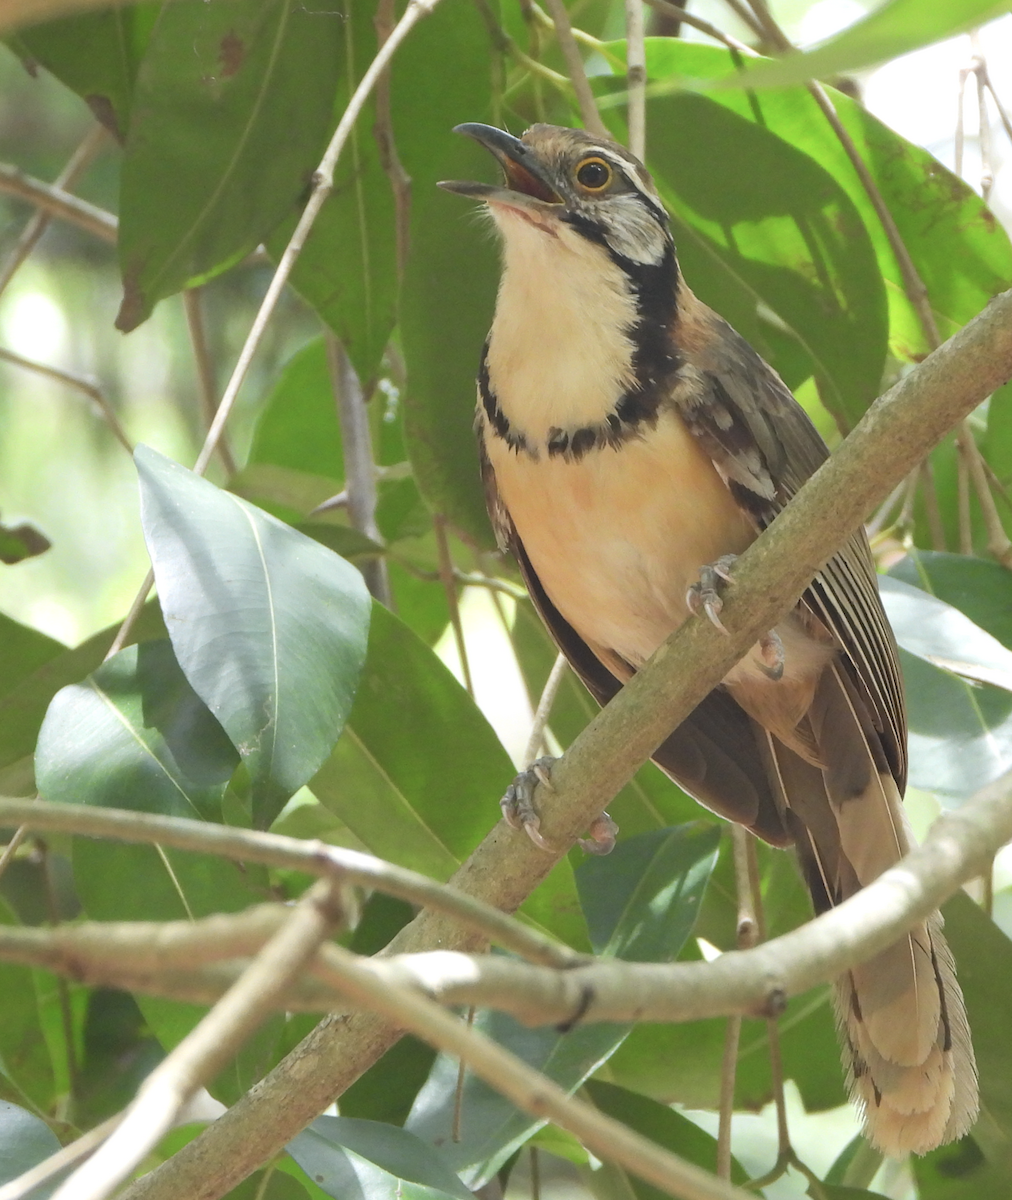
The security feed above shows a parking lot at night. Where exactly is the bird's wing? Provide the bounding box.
[676,306,907,789]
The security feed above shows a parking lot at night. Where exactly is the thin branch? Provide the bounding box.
[0,798,580,969]
[540,0,609,138]
[920,458,948,551]
[0,123,107,298]
[0,346,132,455]
[182,289,236,477]
[326,333,391,604]
[956,427,974,554]
[0,163,117,244]
[642,0,752,53]
[523,653,568,767]
[311,942,756,1200]
[116,290,1012,1200]
[624,0,646,159]
[107,0,441,655]
[6,766,1012,1022]
[962,420,1012,566]
[51,881,346,1200]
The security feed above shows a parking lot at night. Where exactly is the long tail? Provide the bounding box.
[761,664,977,1156]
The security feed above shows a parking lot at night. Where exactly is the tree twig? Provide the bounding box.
[0,123,107,297]
[523,652,567,767]
[50,880,347,1200]
[624,0,646,159]
[183,288,236,477]
[0,346,132,455]
[326,333,391,604]
[0,798,579,968]
[0,162,117,244]
[540,0,609,138]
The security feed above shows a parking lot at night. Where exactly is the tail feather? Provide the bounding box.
[759,665,977,1156]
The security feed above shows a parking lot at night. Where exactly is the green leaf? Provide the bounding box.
[116,0,341,330]
[584,1080,748,1188]
[0,899,57,1117]
[0,604,166,798]
[248,338,344,483]
[0,613,64,701]
[889,551,1012,650]
[718,0,1011,92]
[267,1,397,387]
[310,601,511,879]
[11,6,155,140]
[394,0,497,545]
[880,576,1012,692]
[35,640,238,820]
[577,824,720,960]
[74,989,163,1127]
[136,445,371,827]
[0,1100,61,1195]
[884,557,1012,798]
[405,825,718,1185]
[287,1116,472,1200]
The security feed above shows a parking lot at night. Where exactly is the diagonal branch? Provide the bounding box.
[118,290,1012,1199]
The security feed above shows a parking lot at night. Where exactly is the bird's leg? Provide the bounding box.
[686,553,738,633]
[500,756,618,854]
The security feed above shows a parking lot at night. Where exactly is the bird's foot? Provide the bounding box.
[500,756,618,855]
[686,554,738,634]
[756,629,785,681]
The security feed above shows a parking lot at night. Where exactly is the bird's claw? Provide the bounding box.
[686,554,738,635]
[578,811,619,855]
[501,755,557,852]
[756,629,785,681]
[500,756,619,855]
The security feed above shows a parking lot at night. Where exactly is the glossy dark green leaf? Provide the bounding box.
[584,1081,747,1188]
[11,6,155,140]
[116,0,341,330]
[406,824,718,1184]
[74,989,163,1127]
[225,1169,314,1200]
[136,445,371,827]
[35,640,239,821]
[889,551,1012,649]
[287,1116,472,1200]
[310,601,509,878]
[394,0,497,545]
[720,0,1010,92]
[267,3,396,387]
[0,1100,61,1197]
[885,555,1012,798]
[880,576,1012,692]
[577,824,720,960]
[0,603,166,798]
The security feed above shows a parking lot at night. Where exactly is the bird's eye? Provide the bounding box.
[575,157,613,192]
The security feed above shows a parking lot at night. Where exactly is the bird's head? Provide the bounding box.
[439,123,673,269]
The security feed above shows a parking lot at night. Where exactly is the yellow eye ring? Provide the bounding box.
[575,156,613,192]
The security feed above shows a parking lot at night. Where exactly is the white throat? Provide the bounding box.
[484,207,640,446]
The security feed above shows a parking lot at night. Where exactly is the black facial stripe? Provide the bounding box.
[479,341,530,455]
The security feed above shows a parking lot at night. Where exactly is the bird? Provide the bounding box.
[439,121,977,1157]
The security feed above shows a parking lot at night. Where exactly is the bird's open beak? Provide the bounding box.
[438,123,563,209]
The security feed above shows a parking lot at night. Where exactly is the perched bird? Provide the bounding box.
[440,122,977,1156]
